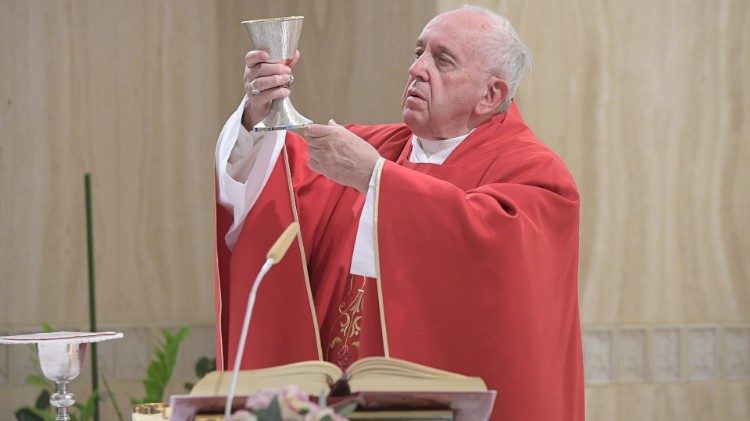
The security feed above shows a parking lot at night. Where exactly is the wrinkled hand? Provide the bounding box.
[242,50,300,130]
[305,120,381,193]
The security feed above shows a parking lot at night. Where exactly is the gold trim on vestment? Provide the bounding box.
[213,176,226,370]
[283,145,323,360]
[372,159,390,357]
[215,253,225,370]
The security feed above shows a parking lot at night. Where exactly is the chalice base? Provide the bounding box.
[254,97,312,131]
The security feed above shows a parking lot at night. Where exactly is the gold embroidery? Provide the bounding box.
[372,159,390,357]
[282,145,323,360]
[327,275,367,368]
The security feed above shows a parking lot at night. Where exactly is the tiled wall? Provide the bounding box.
[583,325,750,385]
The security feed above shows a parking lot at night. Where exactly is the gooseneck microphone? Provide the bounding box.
[224,222,301,418]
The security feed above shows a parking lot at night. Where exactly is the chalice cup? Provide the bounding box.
[38,342,87,421]
[242,16,312,131]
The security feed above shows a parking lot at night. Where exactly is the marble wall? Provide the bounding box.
[1,0,748,419]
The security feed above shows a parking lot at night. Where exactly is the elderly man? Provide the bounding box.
[214,5,583,420]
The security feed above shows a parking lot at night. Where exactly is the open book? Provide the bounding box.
[190,357,487,397]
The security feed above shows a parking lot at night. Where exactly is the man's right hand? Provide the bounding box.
[242,49,300,130]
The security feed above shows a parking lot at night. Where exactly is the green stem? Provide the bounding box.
[85,173,100,421]
[101,374,124,421]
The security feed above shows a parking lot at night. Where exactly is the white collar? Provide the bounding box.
[409,130,474,164]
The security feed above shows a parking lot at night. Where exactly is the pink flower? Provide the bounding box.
[229,409,258,421]
[244,388,277,410]
[237,385,348,421]
[277,385,316,418]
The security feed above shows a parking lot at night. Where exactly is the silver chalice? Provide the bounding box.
[242,16,312,131]
[0,331,123,421]
[39,341,86,421]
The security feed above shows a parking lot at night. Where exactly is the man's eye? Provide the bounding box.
[414,50,423,59]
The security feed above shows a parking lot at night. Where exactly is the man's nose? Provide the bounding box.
[408,55,429,82]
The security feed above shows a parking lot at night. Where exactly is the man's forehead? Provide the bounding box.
[416,11,489,46]
[415,13,487,58]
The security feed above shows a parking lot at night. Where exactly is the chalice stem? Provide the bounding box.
[51,381,74,421]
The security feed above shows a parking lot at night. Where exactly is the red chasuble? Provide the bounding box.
[214,102,584,420]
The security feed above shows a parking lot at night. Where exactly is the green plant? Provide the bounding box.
[100,373,125,421]
[131,327,190,405]
[183,355,216,391]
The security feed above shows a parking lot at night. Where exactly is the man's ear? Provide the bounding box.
[475,77,508,115]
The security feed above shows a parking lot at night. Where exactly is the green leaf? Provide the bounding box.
[145,383,161,402]
[25,374,52,389]
[41,323,54,333]
[101,373,125,421]
[195,356,216,378]
[138,326,190,403]
[34,390,51,410]
[336,402,359,417]
[73,393,99,421]
[15,406,55,421]
[15,407,44,421]
[72,403,86,421]
[27,344,40,366]
[254,396,282,421]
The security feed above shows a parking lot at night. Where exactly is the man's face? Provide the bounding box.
[401,11,493,140]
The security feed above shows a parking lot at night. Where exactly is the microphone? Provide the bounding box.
[224,222,300,418]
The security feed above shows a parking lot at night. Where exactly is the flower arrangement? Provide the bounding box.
[229,385,355,421]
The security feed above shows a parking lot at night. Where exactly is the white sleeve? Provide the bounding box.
[215,96,286,250]
[350,157,386,277]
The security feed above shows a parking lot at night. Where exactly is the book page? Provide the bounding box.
[347,357,487,392]
[191,360,342,397]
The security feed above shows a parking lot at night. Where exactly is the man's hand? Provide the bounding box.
[305,120,381,193]
[242,50,300,130]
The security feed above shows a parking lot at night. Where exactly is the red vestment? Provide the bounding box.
[214,102,584,420]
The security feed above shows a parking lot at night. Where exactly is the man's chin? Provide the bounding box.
[402,113,430,138]
[402,110,419,130]
[402,108,422,124]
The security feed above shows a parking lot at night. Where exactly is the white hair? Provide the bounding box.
[460,5,533,113]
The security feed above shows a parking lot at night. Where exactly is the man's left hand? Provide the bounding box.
[304,120,381,193]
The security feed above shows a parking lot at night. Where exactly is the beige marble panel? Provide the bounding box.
[437,0,750,324]
[0,0,222,329]
[587,383,750,420]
